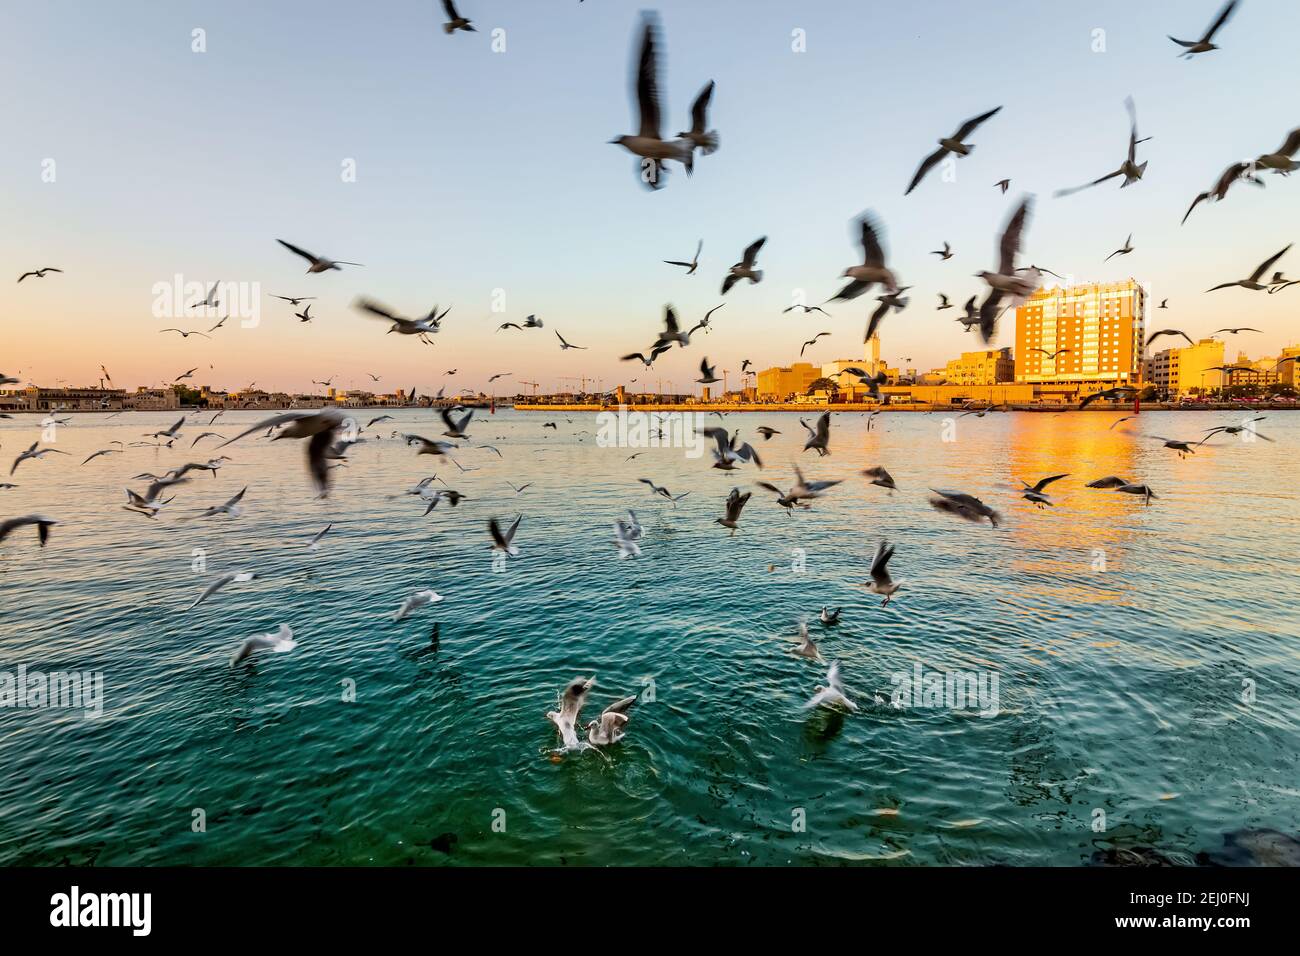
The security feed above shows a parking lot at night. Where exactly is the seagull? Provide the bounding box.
[756,426,780,440]
[702,427,763,471]
[277,239,362,274]
[10,441,69,475]
[1032,347,1072,360]
[403,434,458,457]
[806,662,857,712]
[0,515,57,546]
[307,524,332,550]
[955,295,980,330]
[800,412,831,457]
[218,408,348,497]
[653,306,693,349]
[678,80,719,155]
[612,519,642,559]
[696,357,721,384]
[664,239,703,274]
[507,481,533,495]
[555,330,587,351]
[159,328,210,339]
[1210,327,1262,335]
[546,677,594,751]
[489,516,522,557]
[586,694,637,746]
[819,607,841,626]
[864,288,910,343]
[1206,245,1292,291]
[621,344,671,367]
[1256,127,1300,174]
[931,242,953,260]
[865,539,901,605]
[994,178,1010,193]
[721,237,766,293]
[1158,299,1169,309]
[1055,97,1150,197]
[440,407,473,439]
[81,446,121,465]
[800,332,830,357]
[1020,473,1068,508]
[17,267,62,282]
[756,464,840,509]
[904,106,1002,195]
[1114,483,1157,504]
[193,486,247,519]
[272,295,315,306]
[395,589,443,621]
[146,417,186,440]
[1108,416,1138,430]
[206,315,228,333]
[975,196,1036,342]
[230,624,296,667]
[174,367,198,382]
[783,303,831,316]
[714,487,751,532]
[937,293,953,310]
[1079,385,1139,408]
[188,571,258,610]
[441,0,475,33]
[792,623,821,660]
[1085,475,1130,489]
[191,281,220,309]
[862,466,896,492]
[687,303,724,337]
[1169,0,1238,58]
[1153,436,1198,457]
[1181,161,1263,225]
[1105,233,1134,261]
[929,489,1001,527]
[354,298,441,340]
[1201,418,1273,443]
[522,314,544,328]
[609,13,693,189]
[637,478,690,504]
[1146,329,1196,349]
[830,211,897,302]
[295,305,313,323]
[488,372,511,383]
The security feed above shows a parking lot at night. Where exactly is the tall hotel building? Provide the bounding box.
[1014,279,1145,387]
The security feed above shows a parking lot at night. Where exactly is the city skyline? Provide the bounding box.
[4,0,1300,395]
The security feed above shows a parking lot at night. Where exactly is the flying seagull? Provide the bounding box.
[1020,473,1068,508]
[17,267,62,283]
[1182,161,1263,225]
[1146,328,1195,349]
[931,242,953,260]
[0,515,57,546]
[1105,233,1134,262]
[218,408,348,497]
[862,466,896,492]
[702,427,763,471]
[272,295,315,306]
[638,478,690,504]
[1168,0,1238,58]
[830,211,897,302]
[489,516,522,557]
[440,406,473,439]
[904,106,1002,195]
[696,357,720,384]
[664,239,702,274]
[756,464,840,510]
[1206,244,1292,291]
[865,539,901,605]
[395,589,443,621]
[714,487,752,532]
[159,328,210,339]
[1055,97,1150,197]
[277,239,362,273]
[441,0,475,34]
[929,489,1001,527]
[609,13,693,189]
[555,330,587,351]
[721,237,766,294]
[800,412,831,457]
[230,624,296,667]
[11,441,69,475]
[678,80,719,155]
[1256,127,1300,175]
[188,571,258,610]
[192,486,247,519]
[975,196,1037,343]
[800,332,830,357]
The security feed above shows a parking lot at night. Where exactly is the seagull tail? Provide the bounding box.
[749,270,763,284]
[443,22,455,34]
[698,131,719,155]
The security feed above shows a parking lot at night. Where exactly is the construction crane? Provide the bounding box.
[558,375,593,394]
[518,380,540,397]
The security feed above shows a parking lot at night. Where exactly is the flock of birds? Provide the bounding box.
[3,0,1295,756]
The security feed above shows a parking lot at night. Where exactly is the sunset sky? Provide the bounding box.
[3,0,1297,395]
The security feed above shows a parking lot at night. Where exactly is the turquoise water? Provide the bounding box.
[0,408,1297,865]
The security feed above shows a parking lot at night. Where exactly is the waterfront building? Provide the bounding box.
[942,348,1014,385]
[1147,338,1225,395]
[1015,280,1145,396]
[756,361,821,399]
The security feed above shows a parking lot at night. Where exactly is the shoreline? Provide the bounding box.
[511,401,1299,413]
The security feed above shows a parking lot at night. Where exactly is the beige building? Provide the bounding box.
[1147,338,1225,395]
[1015,279,1145,388]
[122,388,179,410]
[942,348,1014,385]
[756,361,821,399]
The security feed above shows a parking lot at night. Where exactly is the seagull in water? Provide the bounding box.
[609,13,693,189]
[721,237,766,294]
[806,662,857,712]
[904,106,1002,195]
[792,623,821,660]
[230,624,296,667]
[546,677,595,751]
[612,518,642,559]
[1168,0,1238,58]
[586,694,638,746]
[820,607,841,626]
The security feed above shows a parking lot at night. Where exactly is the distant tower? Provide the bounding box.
[864,333,881,375]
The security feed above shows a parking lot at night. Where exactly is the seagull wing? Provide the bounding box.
[997,197,1031,276]
[689,81,714,134]
[634,14,663,140]
[277,239,318,264]
[1248,244,1292,283]
[905,146,947,195]
[953,105,1002,140]
[1203,0,1238,42]
[741,236,766,268]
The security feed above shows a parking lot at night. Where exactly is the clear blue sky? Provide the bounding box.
[3,0,1298,395]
